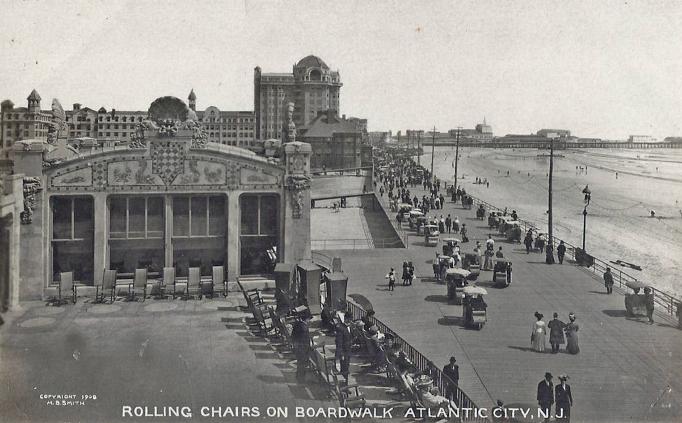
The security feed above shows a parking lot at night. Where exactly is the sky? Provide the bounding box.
[1,0,681,140]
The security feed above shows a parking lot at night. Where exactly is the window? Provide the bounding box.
[109,196,164,239]
[240,194,279,275]
[172,195,225,238]
[51,196,94,283]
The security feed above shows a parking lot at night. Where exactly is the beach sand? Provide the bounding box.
[425,147,682,296]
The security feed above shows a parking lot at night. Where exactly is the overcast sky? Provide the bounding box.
[1,0,681,139]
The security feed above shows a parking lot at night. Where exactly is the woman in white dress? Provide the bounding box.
[531,311,547,352]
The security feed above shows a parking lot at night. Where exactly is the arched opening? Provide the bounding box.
[309,69,322,81]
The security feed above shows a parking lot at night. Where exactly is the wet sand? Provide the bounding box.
[425,147,682,296]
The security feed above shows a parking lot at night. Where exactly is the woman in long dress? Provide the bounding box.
[532,312,547,352]
[565,313,580,354]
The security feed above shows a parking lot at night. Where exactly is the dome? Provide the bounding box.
[296,55,329,70]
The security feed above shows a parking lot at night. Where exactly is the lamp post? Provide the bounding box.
[453,127,461,191]
[582,186,591,253]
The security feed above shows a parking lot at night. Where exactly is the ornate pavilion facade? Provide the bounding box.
[5,96,312,302]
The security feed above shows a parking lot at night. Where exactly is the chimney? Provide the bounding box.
[73,103,81,111]
[342,114,346,120]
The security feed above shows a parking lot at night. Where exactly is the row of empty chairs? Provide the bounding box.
[49,266,227,305]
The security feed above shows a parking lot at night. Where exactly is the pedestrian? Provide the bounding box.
[439,194,445,209]
[496,246,504,259]
[537,372,554,423]
[644,287,655,324]
[460,224,469,243]
[439,217,445,234]
[532,311,547,352]
[555,375,573,422]
[547,312,566,354]
[453,216,460,233]
[402,261,410,286]
[564,312,580,354]
[335,314,352,381]
[407,261,415,286]
[386,268,396,291]
[442,356,459,399]
[603,267,614,294]
[445,214,452,233]
[524,231,533,254]
[557,241,566,264]
[292,316,311,381]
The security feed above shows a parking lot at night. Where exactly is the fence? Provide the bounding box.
[311,237,405,250]
[346,301,488,422]
[465,194,682,320]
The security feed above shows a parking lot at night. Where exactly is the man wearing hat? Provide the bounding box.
[555,374,573,421]
[537,372,554,422]
[442,356,459,399]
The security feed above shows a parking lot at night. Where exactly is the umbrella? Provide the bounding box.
[348,294,374,311]
[463,286,488,296]
[446,268,470,277]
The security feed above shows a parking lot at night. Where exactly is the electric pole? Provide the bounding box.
[546,137,556,264]
[417,130,421,166]
[430,126,436,179]
[453,126,461,190]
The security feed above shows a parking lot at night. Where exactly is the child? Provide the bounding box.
[386,268,396,291]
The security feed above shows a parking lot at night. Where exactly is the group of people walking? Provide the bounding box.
[537,372,573,422]
[532,311,579,354]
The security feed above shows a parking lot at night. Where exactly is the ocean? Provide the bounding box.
[424,146,682,297]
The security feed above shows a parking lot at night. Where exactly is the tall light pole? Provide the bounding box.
[546,137,556,264]
[453,126,461,190]
[417,130,421,166]
[582,186,591,253]
[430,126,437,179]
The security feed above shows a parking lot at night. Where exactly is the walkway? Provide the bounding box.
[0,298,334,423]
[320,184,682,422]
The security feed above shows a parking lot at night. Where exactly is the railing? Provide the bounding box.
[311,237,404,250]
[463,193,682,320]
[346,301,487,422]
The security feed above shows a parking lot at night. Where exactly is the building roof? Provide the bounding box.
[303,111,360,138]
[188,89,196,101]
[296,55,329,70]
[27,89,41,101]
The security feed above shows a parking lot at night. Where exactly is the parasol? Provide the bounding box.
[463,286,488,296]
[446,268,471,277]
[348,294,374,311]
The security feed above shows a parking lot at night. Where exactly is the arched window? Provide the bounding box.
[309,69,322,81]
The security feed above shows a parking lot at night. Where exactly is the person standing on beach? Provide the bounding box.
[557,241,566,264]
[603,268,614,294]
[547,312,566,354]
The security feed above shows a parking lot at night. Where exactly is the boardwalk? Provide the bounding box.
[320,189,682,422]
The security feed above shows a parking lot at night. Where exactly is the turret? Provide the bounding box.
[188,89,196,111]
[27,89,41,114]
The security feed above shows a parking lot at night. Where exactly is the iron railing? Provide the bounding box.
[311,237,404,250]
[347,301,488,422]
[464,194,682,320]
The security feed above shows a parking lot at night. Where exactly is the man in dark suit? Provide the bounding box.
[537,372,554,422]
[442,356,459,399]
[291,316,310,381]
[335,314,352,381]
[555,374,573,421]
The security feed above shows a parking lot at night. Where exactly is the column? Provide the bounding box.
[226,192,240,282]
[164,195,173,268]
[282,142,312,264]
[92,194,107,284]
